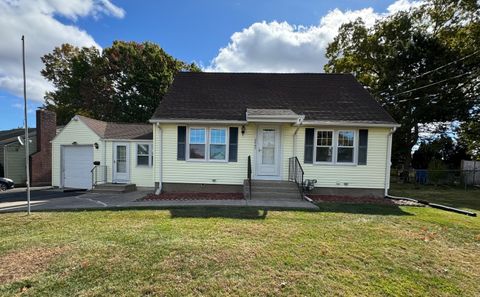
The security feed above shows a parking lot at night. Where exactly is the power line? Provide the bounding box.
[396,70,478,102]
[378,49,480,95]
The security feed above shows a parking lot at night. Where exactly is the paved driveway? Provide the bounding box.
[0,189,149,213]
[0,188,318,213]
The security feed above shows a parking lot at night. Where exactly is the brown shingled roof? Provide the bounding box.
[77,116,152,140]
[151,72,397,125]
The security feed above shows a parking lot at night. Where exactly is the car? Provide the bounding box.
[0,177,14,191]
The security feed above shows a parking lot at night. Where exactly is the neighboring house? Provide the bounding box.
[51,72,399,198]
[51,115,153,189]
[0,128,36,184]
[0,110,57,186]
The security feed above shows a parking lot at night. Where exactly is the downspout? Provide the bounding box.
[155,123,162,195]
[384,127,397,197]
[292,115,305,157]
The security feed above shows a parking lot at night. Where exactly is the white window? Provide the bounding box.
[209,128,227,161]
[189,128,206,159]
[337,130,355,163]
[315,130,333,163]
[188,127,228,161]
[314,129,356,165]
[137,143,152,166]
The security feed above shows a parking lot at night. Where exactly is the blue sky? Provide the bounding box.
[0,0,404,130]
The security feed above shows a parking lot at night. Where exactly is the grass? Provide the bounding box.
[0,187,479,296]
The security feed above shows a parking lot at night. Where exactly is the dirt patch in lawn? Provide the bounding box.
[140,192,244,201]
[0,246,69,284]
[307,195,423,206]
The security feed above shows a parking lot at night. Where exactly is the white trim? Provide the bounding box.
[113,142,130,183]
[150,119,247,124]
[186,126,229,162]
[335,130,357,165]
[313,129,358,166]
[303,120,400,128]
[254,125,282,180]
[384,127,397,196]
[104,139,153,142]
[314,129,335,164]
[135,142,153,167]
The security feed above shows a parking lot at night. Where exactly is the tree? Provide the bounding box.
[325,0,480,167]
[42,41,200,125]
[412,136,470,169]
[459,116,480,159]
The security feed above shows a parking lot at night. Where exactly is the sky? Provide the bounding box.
[0,0,419,130]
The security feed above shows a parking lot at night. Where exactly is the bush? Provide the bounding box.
[427,159,447,185]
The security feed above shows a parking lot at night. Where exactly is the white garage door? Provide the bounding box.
[63,146,93,189]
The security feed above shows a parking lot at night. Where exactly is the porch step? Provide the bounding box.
[245,180,302,200]
[91,183,137,193]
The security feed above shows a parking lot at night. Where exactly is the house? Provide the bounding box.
[0,110,57,186]
[52,72,399,198]
[150,72,399,197]
[51,115,152,190]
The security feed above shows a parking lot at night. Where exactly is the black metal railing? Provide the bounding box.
[91,165,107,188]
[289,156,304,197]
[247,155,252,199]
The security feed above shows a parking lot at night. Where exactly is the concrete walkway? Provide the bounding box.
[0,189,318,213]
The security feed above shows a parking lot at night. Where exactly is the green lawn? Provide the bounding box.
[1,189,479,296]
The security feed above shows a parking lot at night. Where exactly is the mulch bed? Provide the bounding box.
[140,192,244,201]
[306,195,423,206]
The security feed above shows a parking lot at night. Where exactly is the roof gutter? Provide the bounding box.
[302,120,401,128]
[149,119,248,124]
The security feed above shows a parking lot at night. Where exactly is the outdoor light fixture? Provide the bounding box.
[241,125,246,135]
[94,142,99,149]
[72,141,78,145]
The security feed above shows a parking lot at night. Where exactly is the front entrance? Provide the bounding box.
[255,126,281,179]
[113,143,129,183]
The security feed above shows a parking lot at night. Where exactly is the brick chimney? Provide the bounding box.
[30,110,56,186]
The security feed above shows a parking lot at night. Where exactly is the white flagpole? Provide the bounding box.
[22,35,31,215]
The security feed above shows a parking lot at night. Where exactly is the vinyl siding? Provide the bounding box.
[296,127,390,189]
[158,123,257,185]
[52,119,102,187]
[156,124,390,189]
[2,138,37,185]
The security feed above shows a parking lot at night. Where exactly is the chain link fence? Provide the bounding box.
[391,168,479,190]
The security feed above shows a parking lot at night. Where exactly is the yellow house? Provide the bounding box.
[150,73,399,198]
[51,115,152,190]
[52,73,399,198]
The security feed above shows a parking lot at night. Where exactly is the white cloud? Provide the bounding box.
[0,0,124,102]
[207,0,422,72]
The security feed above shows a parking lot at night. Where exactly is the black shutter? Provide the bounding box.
[304,128,314,163]
[228,127,238,162]
[358,129,368,165]
[177,126,186,160]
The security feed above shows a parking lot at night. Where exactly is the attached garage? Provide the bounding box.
[62,146,94,189]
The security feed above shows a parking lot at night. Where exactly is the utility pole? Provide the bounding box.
[22,35,31,215]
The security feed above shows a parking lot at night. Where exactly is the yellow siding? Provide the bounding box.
[51,119,102,187]
[157,124,390,189]
[158,123,257,185]
[296,127,390,189]
[128,141,154,187]
[104,141,154,187]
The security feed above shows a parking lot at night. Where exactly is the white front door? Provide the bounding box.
[256,126,281,179]
[113,143,129,183]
